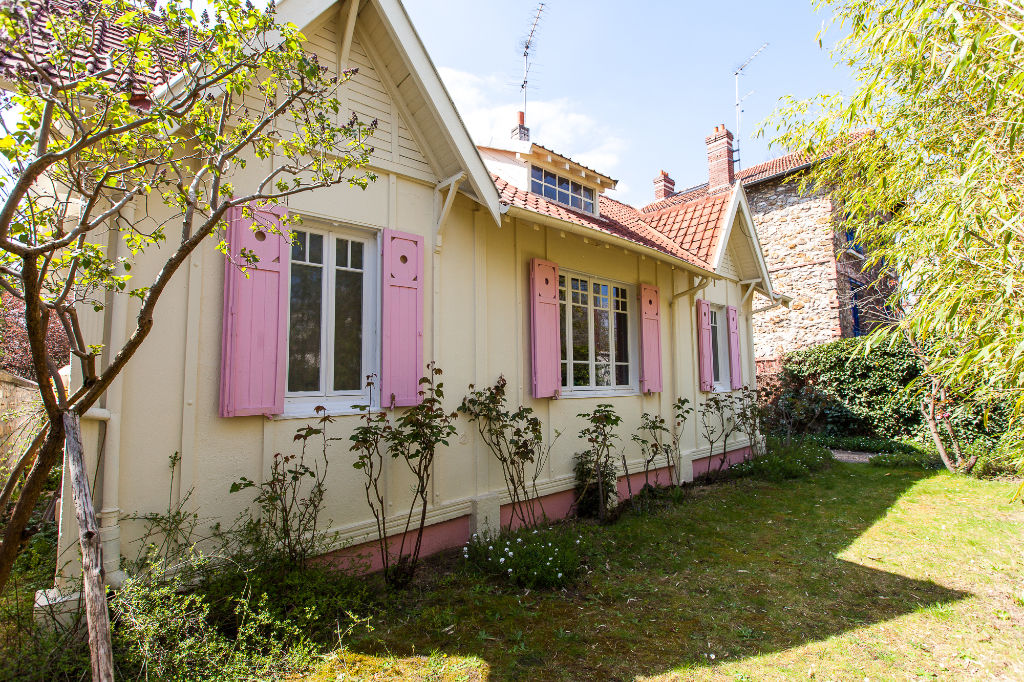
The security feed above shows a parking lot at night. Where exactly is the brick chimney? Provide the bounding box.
[511,110,530,142]
[653,170,675,201]
[705,124,735,194]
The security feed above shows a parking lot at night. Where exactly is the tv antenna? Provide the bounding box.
[733,41,768,170]
[520,3,545,118]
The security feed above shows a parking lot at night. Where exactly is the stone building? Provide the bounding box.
[644,127,891,362]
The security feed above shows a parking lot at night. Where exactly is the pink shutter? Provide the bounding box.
[381,229,424,408]
[696,298,713,392]
[530,258,561,399]
[639,284,663,393]
[220,204,288,417]
[727,305,742,389]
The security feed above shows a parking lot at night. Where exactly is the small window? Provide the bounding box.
[531,166,598,214]
[286,224,377,415]
[708,306,731,391]
[559,272,635,393]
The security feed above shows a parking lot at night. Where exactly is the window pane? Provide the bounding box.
[288,263,322,392]
[583,187,594,200]
[615,364,629,386]
[544,184,558,201]
[711,318,721,383]
[558,176,570,191]
[333,270,363,391]
[596,364,611,387]
[558,190,570,205]
[572,305,589,362]
[531,179,543,195]
[350,241,363,270]
[560,302,568,362]
[573,363,590,386]
[583,200,594,213]
[614,311,628,363]
[292,230,306,262]
[571,181,581,194]
[532,166,543,181]
[571,195,582,209]
[309,233,324,264]
[336,238,349,269]
[594,309,610,364]
[544,170,556,185]
[561,362,568,387]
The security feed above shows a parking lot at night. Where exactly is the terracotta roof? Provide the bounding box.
[493,174,731,271]
[641,192,730,265]
[0,0,198,97]
[641,150,812,213]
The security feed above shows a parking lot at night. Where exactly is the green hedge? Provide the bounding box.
[771,337,1010,445]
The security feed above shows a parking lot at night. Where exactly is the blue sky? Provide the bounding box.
[402,0,853,207]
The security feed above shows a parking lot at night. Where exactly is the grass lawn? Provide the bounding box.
[309,463,1023,681]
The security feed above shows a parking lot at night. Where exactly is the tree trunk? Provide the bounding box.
[64,411,114,682]
[921,398,957,473]
[0,424,65,595]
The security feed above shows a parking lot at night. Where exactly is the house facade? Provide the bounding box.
[40,0,785,586]
[644,128,891,363]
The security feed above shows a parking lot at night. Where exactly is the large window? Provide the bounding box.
[286,223,377,413]
[531,166,596,213]
[559,273,635,393]
[708,306,730,390]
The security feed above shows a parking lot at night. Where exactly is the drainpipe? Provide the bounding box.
[98,201,132,586]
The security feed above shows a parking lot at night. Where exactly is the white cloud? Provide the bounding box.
[438,66,626,181]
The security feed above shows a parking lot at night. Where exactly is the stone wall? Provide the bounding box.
[746,176,842,359]
[1,369,40,469]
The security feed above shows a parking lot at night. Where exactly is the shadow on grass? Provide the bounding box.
[333,464,970,681]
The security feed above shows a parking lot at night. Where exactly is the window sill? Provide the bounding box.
[556,388,641,400]
[276,396,373,420]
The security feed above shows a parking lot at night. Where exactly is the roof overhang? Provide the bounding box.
[712,185,791,307]
[504,204,718,279]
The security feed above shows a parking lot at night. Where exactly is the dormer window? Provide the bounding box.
[530,166,596,213]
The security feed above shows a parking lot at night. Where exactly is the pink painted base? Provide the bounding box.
[320,450,749,574]
[691,446,752,478]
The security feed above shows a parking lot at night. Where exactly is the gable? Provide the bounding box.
[277,0,501,224]
[303,9,434,181]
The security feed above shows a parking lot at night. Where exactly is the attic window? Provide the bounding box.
[531,166,595,213]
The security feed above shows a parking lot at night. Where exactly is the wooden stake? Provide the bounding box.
[64,411,114,682]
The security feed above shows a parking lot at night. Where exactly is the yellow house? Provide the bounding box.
[48,0,787,588]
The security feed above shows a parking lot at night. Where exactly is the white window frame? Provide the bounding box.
[283,220,380,417]
[558,269,640,398]
[530,165,597,215]
[708,305,731,393]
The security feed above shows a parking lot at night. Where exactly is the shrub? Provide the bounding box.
[808,434,922,455]
[463,527,586,590]
[112,558,320,682]
[351,364,458,588]
[460,376,556,528]
[728,437,832,482]
[572,450,617,520]
[575,405,622,521]
[870,447,943,470]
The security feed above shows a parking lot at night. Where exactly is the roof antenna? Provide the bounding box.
[733,42,768,171]
[513,3,544,141]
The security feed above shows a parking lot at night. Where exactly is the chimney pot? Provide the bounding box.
[512,111,530,141]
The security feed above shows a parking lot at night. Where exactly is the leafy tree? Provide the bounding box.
[764,0,1024,487]
[0,0,377,671]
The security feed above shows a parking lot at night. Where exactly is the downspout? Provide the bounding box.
[98,201,132,586]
